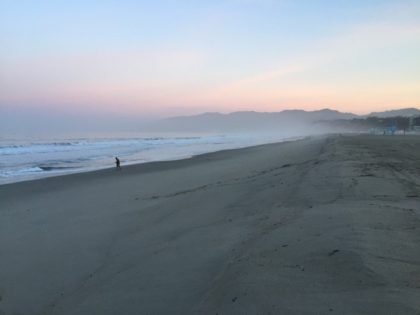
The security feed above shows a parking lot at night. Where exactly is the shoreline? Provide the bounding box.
[1,134,419,314]
[0,136,307,187]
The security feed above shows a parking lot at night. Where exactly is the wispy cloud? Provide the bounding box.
[223,21,420,88]
[1,1,419,116]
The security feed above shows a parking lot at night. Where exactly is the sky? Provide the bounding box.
[0,0,419,127]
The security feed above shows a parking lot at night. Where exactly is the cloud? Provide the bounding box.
[223,21,420,89]
[1,1,419,117]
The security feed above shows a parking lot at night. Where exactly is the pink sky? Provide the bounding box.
[1,1,419,118]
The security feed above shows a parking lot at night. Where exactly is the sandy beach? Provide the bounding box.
[0,134,419,315]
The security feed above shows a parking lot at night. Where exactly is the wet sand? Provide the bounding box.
[0,135,419,315]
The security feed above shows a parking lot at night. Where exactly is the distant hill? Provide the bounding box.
[368,108,420,118]
[150,109,358,132]
[144,107,419,133]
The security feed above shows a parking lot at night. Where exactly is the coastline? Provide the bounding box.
[0,135,305,186]
[1,134,419,314]
[0,136,305,187]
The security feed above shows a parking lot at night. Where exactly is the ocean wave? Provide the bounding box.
[0,166,44,177]
[0,136,209,156]
[38,165,77,171]
[0,165,79,178]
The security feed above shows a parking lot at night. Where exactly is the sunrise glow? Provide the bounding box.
[1,1,419,117]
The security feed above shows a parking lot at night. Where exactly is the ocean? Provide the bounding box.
[0,133,299,184]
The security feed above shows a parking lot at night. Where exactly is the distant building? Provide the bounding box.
[384,125,397,135]
[409,115,420,131]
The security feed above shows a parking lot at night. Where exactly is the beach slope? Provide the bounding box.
[0,135,419,314]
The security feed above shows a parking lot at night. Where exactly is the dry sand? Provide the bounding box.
[0,135,419,315]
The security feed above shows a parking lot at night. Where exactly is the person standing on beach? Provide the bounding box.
[115,157,121,170]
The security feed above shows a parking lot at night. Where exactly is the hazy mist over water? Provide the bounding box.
[2,104,418,184]
[0,105,326,184]
[0,106,156,138]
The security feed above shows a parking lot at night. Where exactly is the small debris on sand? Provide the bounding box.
[328,249,340,256]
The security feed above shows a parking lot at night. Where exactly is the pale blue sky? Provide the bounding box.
[0,0,419,117]
[1,0,404,55]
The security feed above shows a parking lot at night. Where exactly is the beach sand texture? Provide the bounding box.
[0,135,419,315]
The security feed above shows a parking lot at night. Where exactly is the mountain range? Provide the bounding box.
[148,107,420,132]
[367,108,420,118]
